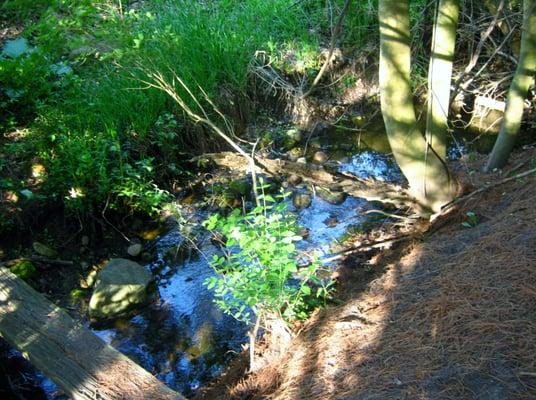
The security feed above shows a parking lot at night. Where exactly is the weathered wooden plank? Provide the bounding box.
[0,267,186,400]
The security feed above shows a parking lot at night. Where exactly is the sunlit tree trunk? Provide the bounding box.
[486,0,536,171]
[425,0,460,161]
[379,0,457,213]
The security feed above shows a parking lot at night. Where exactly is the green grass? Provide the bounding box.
[1,0,400,226]
[1,0,324,221]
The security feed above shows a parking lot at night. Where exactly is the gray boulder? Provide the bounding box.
[89,258,154,323]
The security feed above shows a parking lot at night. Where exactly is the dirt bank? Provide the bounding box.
[199,147,536,400]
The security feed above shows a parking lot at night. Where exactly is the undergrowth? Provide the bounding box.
[0,0,430,231]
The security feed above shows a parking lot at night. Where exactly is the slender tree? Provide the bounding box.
[378,0,457,213]
[486,0,536,171]
[425,0,460,161]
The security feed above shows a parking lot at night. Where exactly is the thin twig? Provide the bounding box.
[450,0,506,104]
[442,166,536,212]
[321,234,415,264]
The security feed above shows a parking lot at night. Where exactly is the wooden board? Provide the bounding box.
[0,267,186,400]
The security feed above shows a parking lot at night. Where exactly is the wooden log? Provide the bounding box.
[0,267,186,400]
[197,152,416,210]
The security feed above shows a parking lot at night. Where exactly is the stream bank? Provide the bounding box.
[197,147,536,400]
[0,117,508,399]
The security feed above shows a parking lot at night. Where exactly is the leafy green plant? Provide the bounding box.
[462,211,478,228]
[10,260,37,281]
[203,183,334,369]
[203,185,334,326]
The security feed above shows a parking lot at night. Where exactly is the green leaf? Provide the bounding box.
[300,285,311,295]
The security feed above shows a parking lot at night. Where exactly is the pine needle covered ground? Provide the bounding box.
[198,147,536,400]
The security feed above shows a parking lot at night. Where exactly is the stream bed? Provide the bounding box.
[1,127,485,399]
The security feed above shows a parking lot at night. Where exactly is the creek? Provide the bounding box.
[0,124,492,399]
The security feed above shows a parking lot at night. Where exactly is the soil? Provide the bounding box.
[194,146,536,400]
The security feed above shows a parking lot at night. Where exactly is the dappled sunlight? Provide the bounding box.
[231,172,536,399]
[0,267,185,399]
[232,245,423,400]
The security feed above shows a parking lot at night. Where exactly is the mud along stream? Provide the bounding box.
[1,126,478,398]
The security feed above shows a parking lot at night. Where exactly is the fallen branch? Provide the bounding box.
[442,166,536,212]
[196,152,416,209]
[0,257,74,268]
[321,234,415,264]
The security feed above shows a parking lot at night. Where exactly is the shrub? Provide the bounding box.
[203,187,334,327]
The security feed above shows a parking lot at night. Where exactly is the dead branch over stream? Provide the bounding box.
[196,152,415,210]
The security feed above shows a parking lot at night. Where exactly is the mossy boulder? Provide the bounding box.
[32,242,57,258]
[288,147,304,162]
[89,258,155,323]
[228,179,252,198]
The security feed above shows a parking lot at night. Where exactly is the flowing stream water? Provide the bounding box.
[1,126,489,399]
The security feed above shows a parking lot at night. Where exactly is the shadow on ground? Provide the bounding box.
[199,149,536,400]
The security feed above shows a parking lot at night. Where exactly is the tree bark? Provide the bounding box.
[0,267,186,400]
[425,0,460,161]
[485,0,536,171]
[378,0,457,213]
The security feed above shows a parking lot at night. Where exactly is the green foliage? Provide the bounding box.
[462,211,478,228]
[1,0,323,219]
[70,288,86,302]
[10,260,37,281]
[203,186,334,326]
[1,0,52,20]
[3,0,427,221]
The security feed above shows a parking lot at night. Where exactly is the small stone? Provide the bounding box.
[317,187,346,205]
[313,151,328,163]
[287,174,302,186]
[299,228,310,239]
[127,243,143,257]
[293,192,312,209]
[296,157,307,164]
[286,128,302,142]
[33,242,58,258]
[288,147,303,162]
[324,217,338,227]
[81,236,89,246]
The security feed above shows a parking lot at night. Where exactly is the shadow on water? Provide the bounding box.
[322,116,499,160]
[92,232,249,397]
[0,114,503,399]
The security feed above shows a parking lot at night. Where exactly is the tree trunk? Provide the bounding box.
[425,0,460,161]
[378,0,457,213]
[0,267,186,400]
[485,0,536,171]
